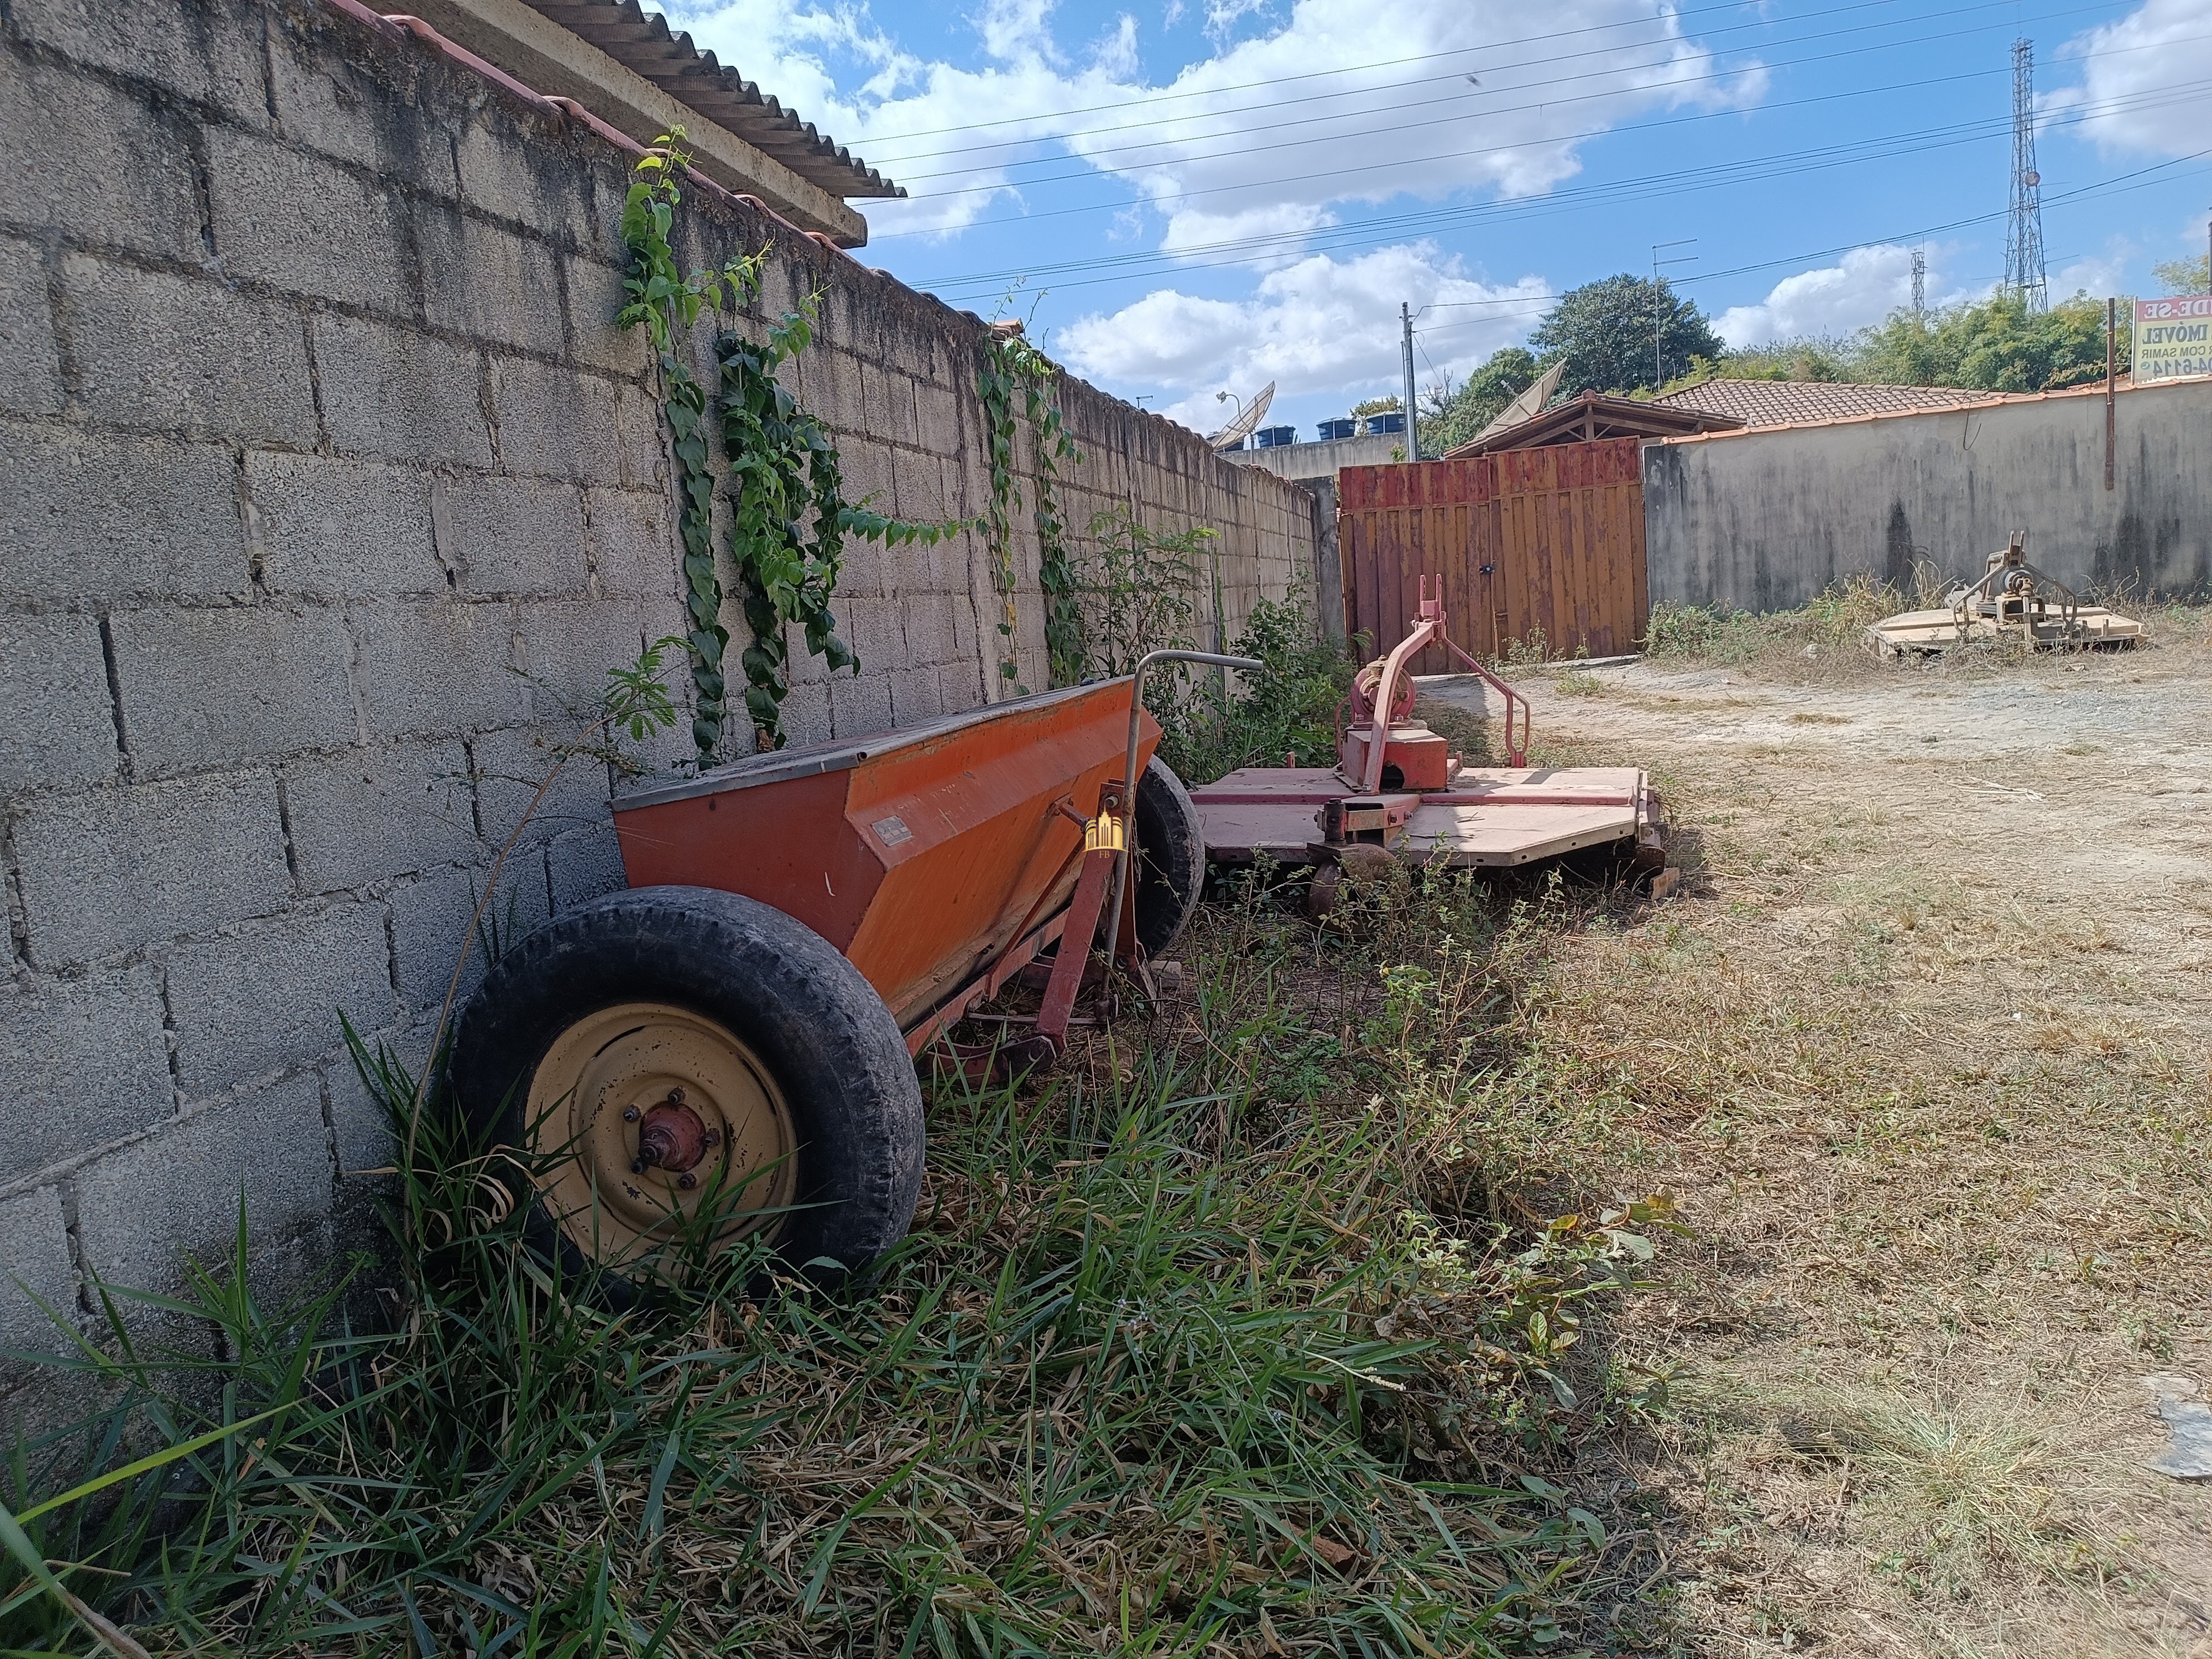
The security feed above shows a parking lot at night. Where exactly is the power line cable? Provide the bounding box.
[887,0,2132,200]
[863,0,2042,167]
[928,131,2212,309]
[912,88,2168,285]
[861,33,2175,246]
[1406,252,2079,335]
[1400,152,2212,338]
[916,82,2209,299]
[851,0,1931,145]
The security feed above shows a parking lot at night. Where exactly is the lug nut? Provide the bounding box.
[629,1159,645,1174]
[703,1129,719,1148]
[665,1087,686,1105]
[622,1105,640,1123]
[676,1172,697,1190]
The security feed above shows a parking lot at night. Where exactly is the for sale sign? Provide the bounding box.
[2135,296,2212,382]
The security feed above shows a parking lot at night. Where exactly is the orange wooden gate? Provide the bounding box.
[1337,439,1647,665]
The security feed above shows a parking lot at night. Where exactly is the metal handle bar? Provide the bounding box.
[1099,649,1263,994]
[1431,634,1530,768]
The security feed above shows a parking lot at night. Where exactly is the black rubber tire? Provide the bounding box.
[1132,756,1206,959]
[448,885,924,1289]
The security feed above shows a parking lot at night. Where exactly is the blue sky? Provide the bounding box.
[661,0,2212,440]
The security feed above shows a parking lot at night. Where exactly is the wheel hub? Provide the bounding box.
[632,1091,712,1178]
[524,1003,798,1270]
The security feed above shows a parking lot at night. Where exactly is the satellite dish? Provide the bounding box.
[1465,361,1564,447]
[1207,382,1275,449]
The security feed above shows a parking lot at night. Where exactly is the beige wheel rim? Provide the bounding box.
[524,1001,798,1271]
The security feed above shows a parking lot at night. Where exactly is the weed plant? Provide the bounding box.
[1064,504,1354,787]
[1643,571,2209,684]
[1641,573,1911,671]
[4,862,1679,1657]
[1156,596,1355,785]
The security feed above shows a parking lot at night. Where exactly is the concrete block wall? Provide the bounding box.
[0,0,1316,1391]
[1644,377,2212,612]
[1051,377,1321,669]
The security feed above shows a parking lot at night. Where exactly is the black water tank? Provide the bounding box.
[1316,417,1358,441]
[1253,425,1296,448]
[1364,411,1406,435]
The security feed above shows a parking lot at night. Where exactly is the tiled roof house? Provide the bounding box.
[1650,379,2031,429]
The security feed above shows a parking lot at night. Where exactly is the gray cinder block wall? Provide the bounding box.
[1643,377,2212,612]
[0,0,1316,1395]
[1222,435,1407,644]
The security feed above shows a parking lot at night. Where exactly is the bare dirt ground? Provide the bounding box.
[1425,624,2212,1657]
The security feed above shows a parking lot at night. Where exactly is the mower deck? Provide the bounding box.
[1865,604,2142,655]
[1865,531,2145,656]
[1191,765,1665,869]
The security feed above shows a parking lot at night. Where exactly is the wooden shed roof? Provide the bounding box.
[1439,389,1743,457]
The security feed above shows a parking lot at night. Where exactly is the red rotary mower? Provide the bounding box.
[1188,577,1667,889]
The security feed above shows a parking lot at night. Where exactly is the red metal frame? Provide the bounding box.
[1341,576,1528,784]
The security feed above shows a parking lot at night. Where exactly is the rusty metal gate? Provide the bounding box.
[1337,439,1647,664]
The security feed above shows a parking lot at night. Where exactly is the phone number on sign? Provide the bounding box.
[2138,356,2212,380]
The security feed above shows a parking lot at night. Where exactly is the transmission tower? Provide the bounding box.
[1911,247,1926,319]
[2005,38,2048,312]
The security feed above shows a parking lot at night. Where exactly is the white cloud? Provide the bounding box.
[1157,200,1337,258]
[1052,242,1547,430]
[1057,0,1770,254]
[2053,0,2212,157]
[1091,14,1141,79]
[662,0,1136,237]
[658,0,1766,412]
[978,0,1065,62]
[2051,247,2130,299]
[1201,0,1276,49]
[665,0,1768,245]
[1715,245,1922,347]
[1714,244,2031,347]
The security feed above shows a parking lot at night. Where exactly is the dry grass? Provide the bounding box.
[1457,607,2212,1656]
[14,593,2212,1656]
[1642,576,2212,697]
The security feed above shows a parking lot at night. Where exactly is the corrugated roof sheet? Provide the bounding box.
[1652,376,2187,446]
[1650,379,2013,427]
[520,0,903,199]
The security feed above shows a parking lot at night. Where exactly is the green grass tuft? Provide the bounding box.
[4,870,1678,1657]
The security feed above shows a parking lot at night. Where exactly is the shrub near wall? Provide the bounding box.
[0,0,1316,1404]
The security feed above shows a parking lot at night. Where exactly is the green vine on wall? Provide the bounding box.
[714,275,963,748]
[616,137,743,761]
[977,328,1083,692]
[619,134,965,757]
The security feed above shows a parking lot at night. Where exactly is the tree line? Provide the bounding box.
[1416,249,2209,457]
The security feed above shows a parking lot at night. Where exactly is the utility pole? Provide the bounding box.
[2004,38,2048,312]
[1911,247,1926,319]
[1652,239,1698,388]
[1400,302,1421,461]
